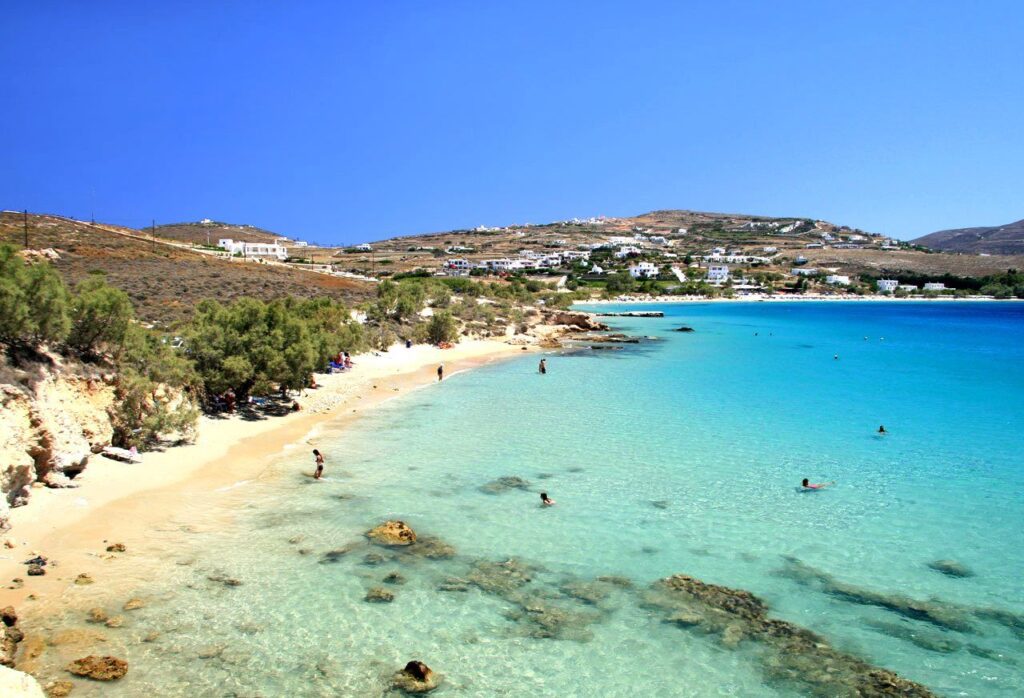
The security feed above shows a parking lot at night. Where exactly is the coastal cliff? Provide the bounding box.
[0,357,115,529]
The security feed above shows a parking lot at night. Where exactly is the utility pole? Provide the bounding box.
[23,210,29,248]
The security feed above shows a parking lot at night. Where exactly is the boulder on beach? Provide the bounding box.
[366,521,417,546]
[67,655,128,681]
[927,559,975,578]
[391,660,441,693]
[105,543,126,553]
[0,607,17,627]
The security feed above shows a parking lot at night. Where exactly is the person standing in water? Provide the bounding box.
[540,492,555,506]
[313,449,324,479]
[539,358,547,374]
[878,425,887,434]
[437,363,444,381]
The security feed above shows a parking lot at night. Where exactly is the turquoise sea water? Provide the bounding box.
[31,302,1024,696]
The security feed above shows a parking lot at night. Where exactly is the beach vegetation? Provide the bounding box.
[0,245,71,347]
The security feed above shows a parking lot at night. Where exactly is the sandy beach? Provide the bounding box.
[0,339,531,612]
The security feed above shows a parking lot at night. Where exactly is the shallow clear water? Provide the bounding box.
[32,302,1024,696]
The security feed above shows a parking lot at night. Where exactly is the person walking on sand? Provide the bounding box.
[539,358,547,375]
[437,363,444,381]
[313,449,324,479]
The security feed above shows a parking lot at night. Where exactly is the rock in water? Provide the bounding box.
[74,573,93,585]
[478,476,532,495]
[365,587,395,603]
[366,521,417,546]
[67,655,128,681]
[673,326,695,332]
[927,559,975,578]
[392,660,441,693]
[105,543,126,553]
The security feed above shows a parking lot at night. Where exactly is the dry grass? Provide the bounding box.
[0,213,374,326]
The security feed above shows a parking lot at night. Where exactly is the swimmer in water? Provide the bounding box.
[878,425,887,434]
[313,449,324,479]
[540,492,555,506]
[801,478,834,490]
[539,358,547,374]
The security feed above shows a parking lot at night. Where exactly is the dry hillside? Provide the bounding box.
[912,219,1024,255]
[0,213,373,326]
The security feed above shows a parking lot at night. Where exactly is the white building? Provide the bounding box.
[355,243,372,251]
[217,238,288,261]
[614,245,642,259]
[825,274,851,286]
[791,268,819,277]
[628,262,660,279]
[706,264,730,284]
[923,282,947,291]
[763,246,778,253]
[899,283,919,291]
[877,279,899,293]
[590,264,605,275]
[445,258,471,271]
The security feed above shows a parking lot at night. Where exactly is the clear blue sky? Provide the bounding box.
[2,2,1022,243]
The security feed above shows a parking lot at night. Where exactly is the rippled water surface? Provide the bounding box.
[31,302,1024,696]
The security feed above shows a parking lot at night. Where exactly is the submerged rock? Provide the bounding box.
[105,543,126,553]
[383,572,406,585]
[86,608,108,624]
[122,598,145,611]
[365,587,395,603]
[319,545,356,564]
[650,500,670,510]
[504,596,601,642]
[478,476,532,495]
[74,573,93,586]
[66,655,128,681]
[673,326,695,332]
[26,565,44,577]
[927,559,974,578]
[646,574,935,697]
[467,559,535,596]
[778,557,974,632]
[362,553,387,566]
[366,521,417,546]
[206,572,242,587]
[437,577,470,593]
[404,536,456,560]
[863,618,961,653]
[391,660,441,693]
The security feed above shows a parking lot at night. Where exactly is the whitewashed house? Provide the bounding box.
[791,268,819,277]
[590,264,605,275]
[355,243,372,251]
[628,262,660,279]
[923,282,947,291]
[825,274,851,285]
[899,283,919,291]
[876,279,899,293]
[614,245,642,259]
[217,239,288,261]
[706,264,730,284]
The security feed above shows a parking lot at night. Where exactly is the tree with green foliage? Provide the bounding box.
[425,311,459,345]
[68,276,134,357]
[0,245,71,347]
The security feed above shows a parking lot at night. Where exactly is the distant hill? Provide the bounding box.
[0,213,373,325]
[151,220,288,246]
[913,219,1024,255]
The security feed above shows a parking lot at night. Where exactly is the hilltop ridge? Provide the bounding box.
[912,219,1024,255]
